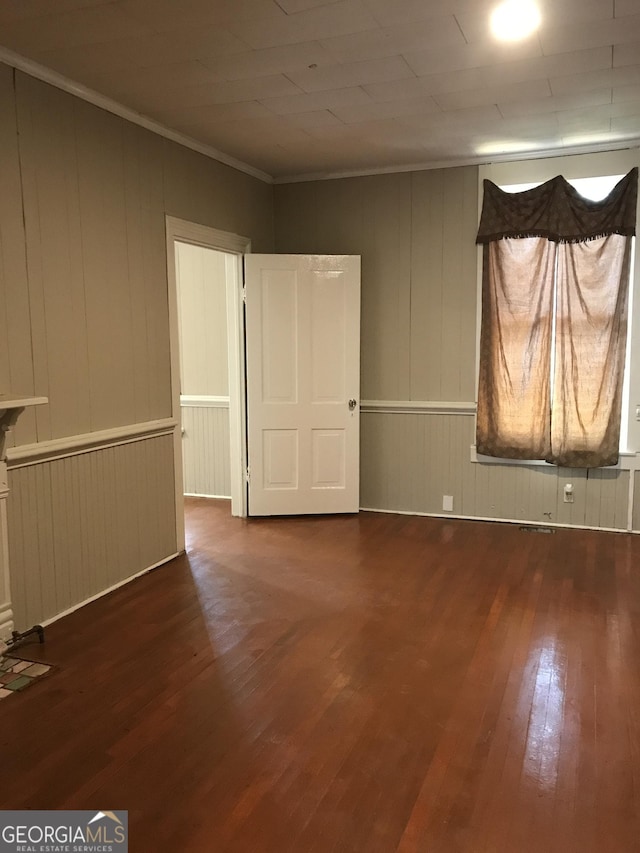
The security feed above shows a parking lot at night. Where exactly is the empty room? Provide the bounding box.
[1,1,640,851]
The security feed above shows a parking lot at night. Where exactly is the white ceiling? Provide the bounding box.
[1,0,640,181]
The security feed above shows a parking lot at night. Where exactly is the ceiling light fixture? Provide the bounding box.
[490,0,541,41]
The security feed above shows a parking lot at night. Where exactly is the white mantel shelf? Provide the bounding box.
[0,394,48,640]
[0,395,47,459]
[0,395,48,409]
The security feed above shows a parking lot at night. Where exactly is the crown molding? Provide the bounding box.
[0,46,273,185]
[2,46,638,188]
[273,138,640,184]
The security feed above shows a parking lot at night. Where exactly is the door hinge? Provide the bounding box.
[246,466,250,483]
[242,285,247,304]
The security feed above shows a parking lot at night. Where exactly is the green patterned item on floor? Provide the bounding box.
[0,655,53,700]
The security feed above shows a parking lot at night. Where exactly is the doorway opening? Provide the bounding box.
[166,217,251,552]
[176,242,234,502]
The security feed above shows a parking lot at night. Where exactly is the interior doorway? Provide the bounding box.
[166,217,251,552]
[176,242,234,502]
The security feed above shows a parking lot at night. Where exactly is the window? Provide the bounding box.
[475,165,638,468]
[501,175,634,452]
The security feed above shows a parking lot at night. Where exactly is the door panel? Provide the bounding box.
[311,273,347,402]
[245,254,360,516]
[261,271,297,403]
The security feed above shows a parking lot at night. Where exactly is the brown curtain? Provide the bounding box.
[476,168,638,468]
[552,235,633,466]
[477,237,555,459]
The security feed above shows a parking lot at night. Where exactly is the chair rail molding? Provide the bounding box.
[180,395,230,409]
[360,400,476,415]
[6,418,176,468]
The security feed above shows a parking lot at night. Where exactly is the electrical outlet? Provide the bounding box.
[443,495,453,512]
[563,483,574,504]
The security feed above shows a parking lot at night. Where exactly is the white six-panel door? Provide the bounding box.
[245,254,361,516]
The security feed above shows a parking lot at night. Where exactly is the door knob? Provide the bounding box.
[348,399,357,411]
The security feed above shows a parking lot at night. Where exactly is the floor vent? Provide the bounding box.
[519,525,555,534]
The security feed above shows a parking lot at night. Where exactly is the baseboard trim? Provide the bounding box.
[38,552,181,630]
[359,506,634,535]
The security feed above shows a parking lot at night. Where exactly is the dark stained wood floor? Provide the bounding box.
[2,498,640,852]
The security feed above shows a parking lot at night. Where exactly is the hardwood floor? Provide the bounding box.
[2,498,640,852]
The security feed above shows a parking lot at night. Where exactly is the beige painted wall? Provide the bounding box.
[275,168,478,402]
[7,68,272,447]
[0,63,273,628]
[176,242,229,397]
[274,167,638,532]
[0,67,36,438]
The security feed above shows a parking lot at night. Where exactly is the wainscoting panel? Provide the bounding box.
[181,404,231,498]
[361,411,630,531]
[7,433,176,630]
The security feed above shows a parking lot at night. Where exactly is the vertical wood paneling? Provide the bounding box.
[161,139,274,253]
[274,173,413,400]
[14,74,170,438]
[584,468,630,530]
[12,70,271,443]
[17,77,92,441]
[0,63,273,631]
[314,178,364,255]
[176,243,229,397]
[181,405,231,498]
[555,468,587,527]
[273,182,315,252]
[275,167,478,404]
[7,435,176,630]
[360,412,630,530]
[77,102,137,431]
[0,66,16,397]
[410,170,444,401]
[410,168,480,401]
[440,167,476,399]
[460,167,480,401]
[360,173,412,400]
[0,66,37,445]
[122,122,170,424]
[276,168,632,533]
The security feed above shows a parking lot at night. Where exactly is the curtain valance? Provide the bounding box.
[476,167,638,245]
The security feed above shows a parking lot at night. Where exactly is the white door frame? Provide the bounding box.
[166,216,251,550]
